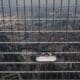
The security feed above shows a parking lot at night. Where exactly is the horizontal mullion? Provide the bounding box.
[0,79,79,80]
[0,78,80,80]
[0,30,80,33]
[0,42,79,44]
[0,52,80,54]
[0,79,80,80]
[0,62,80,64]
[0,71,80,73]
[0,18,80,21]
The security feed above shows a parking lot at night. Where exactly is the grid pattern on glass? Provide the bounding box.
[0,0,80,79]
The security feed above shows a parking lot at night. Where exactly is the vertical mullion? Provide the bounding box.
[73,0,78,50]
[60,0,62,18]
[23,0,27,42]
[66,0,70,42]
[38,0,40,34]
[23,0,26,29]
[58,3,63,76]
[9,0,16,70]
[1,0,5,31]
[23,1,30,79]
[16,0,19,42]
[16,0,19,21]
[51,0,55,78]
[45,0,48,30]
[31,0,33,31]
[16,0,20,53]
[60,0,63,30]
[38,0,41,79]
[8,0,12,31]
[45,0,48,52]
[45,0,47,79]
[45,0,48,79]
[38,0,41,52]
[31,0,33,42]
[31,1,34,79]
[65,1,70,78]
[74,0,77,18]
[74,0,78,29]
[52,0,55,52]
[8,0,13,42]
[53,0,55,30]
[8,0,14,53]
[8,0,12,63]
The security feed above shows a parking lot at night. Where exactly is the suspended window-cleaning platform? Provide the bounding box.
[36,56,57,62]
[36,53,57,62]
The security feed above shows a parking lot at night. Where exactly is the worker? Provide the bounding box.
[42,52,45,56]
[48,52,52,56]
